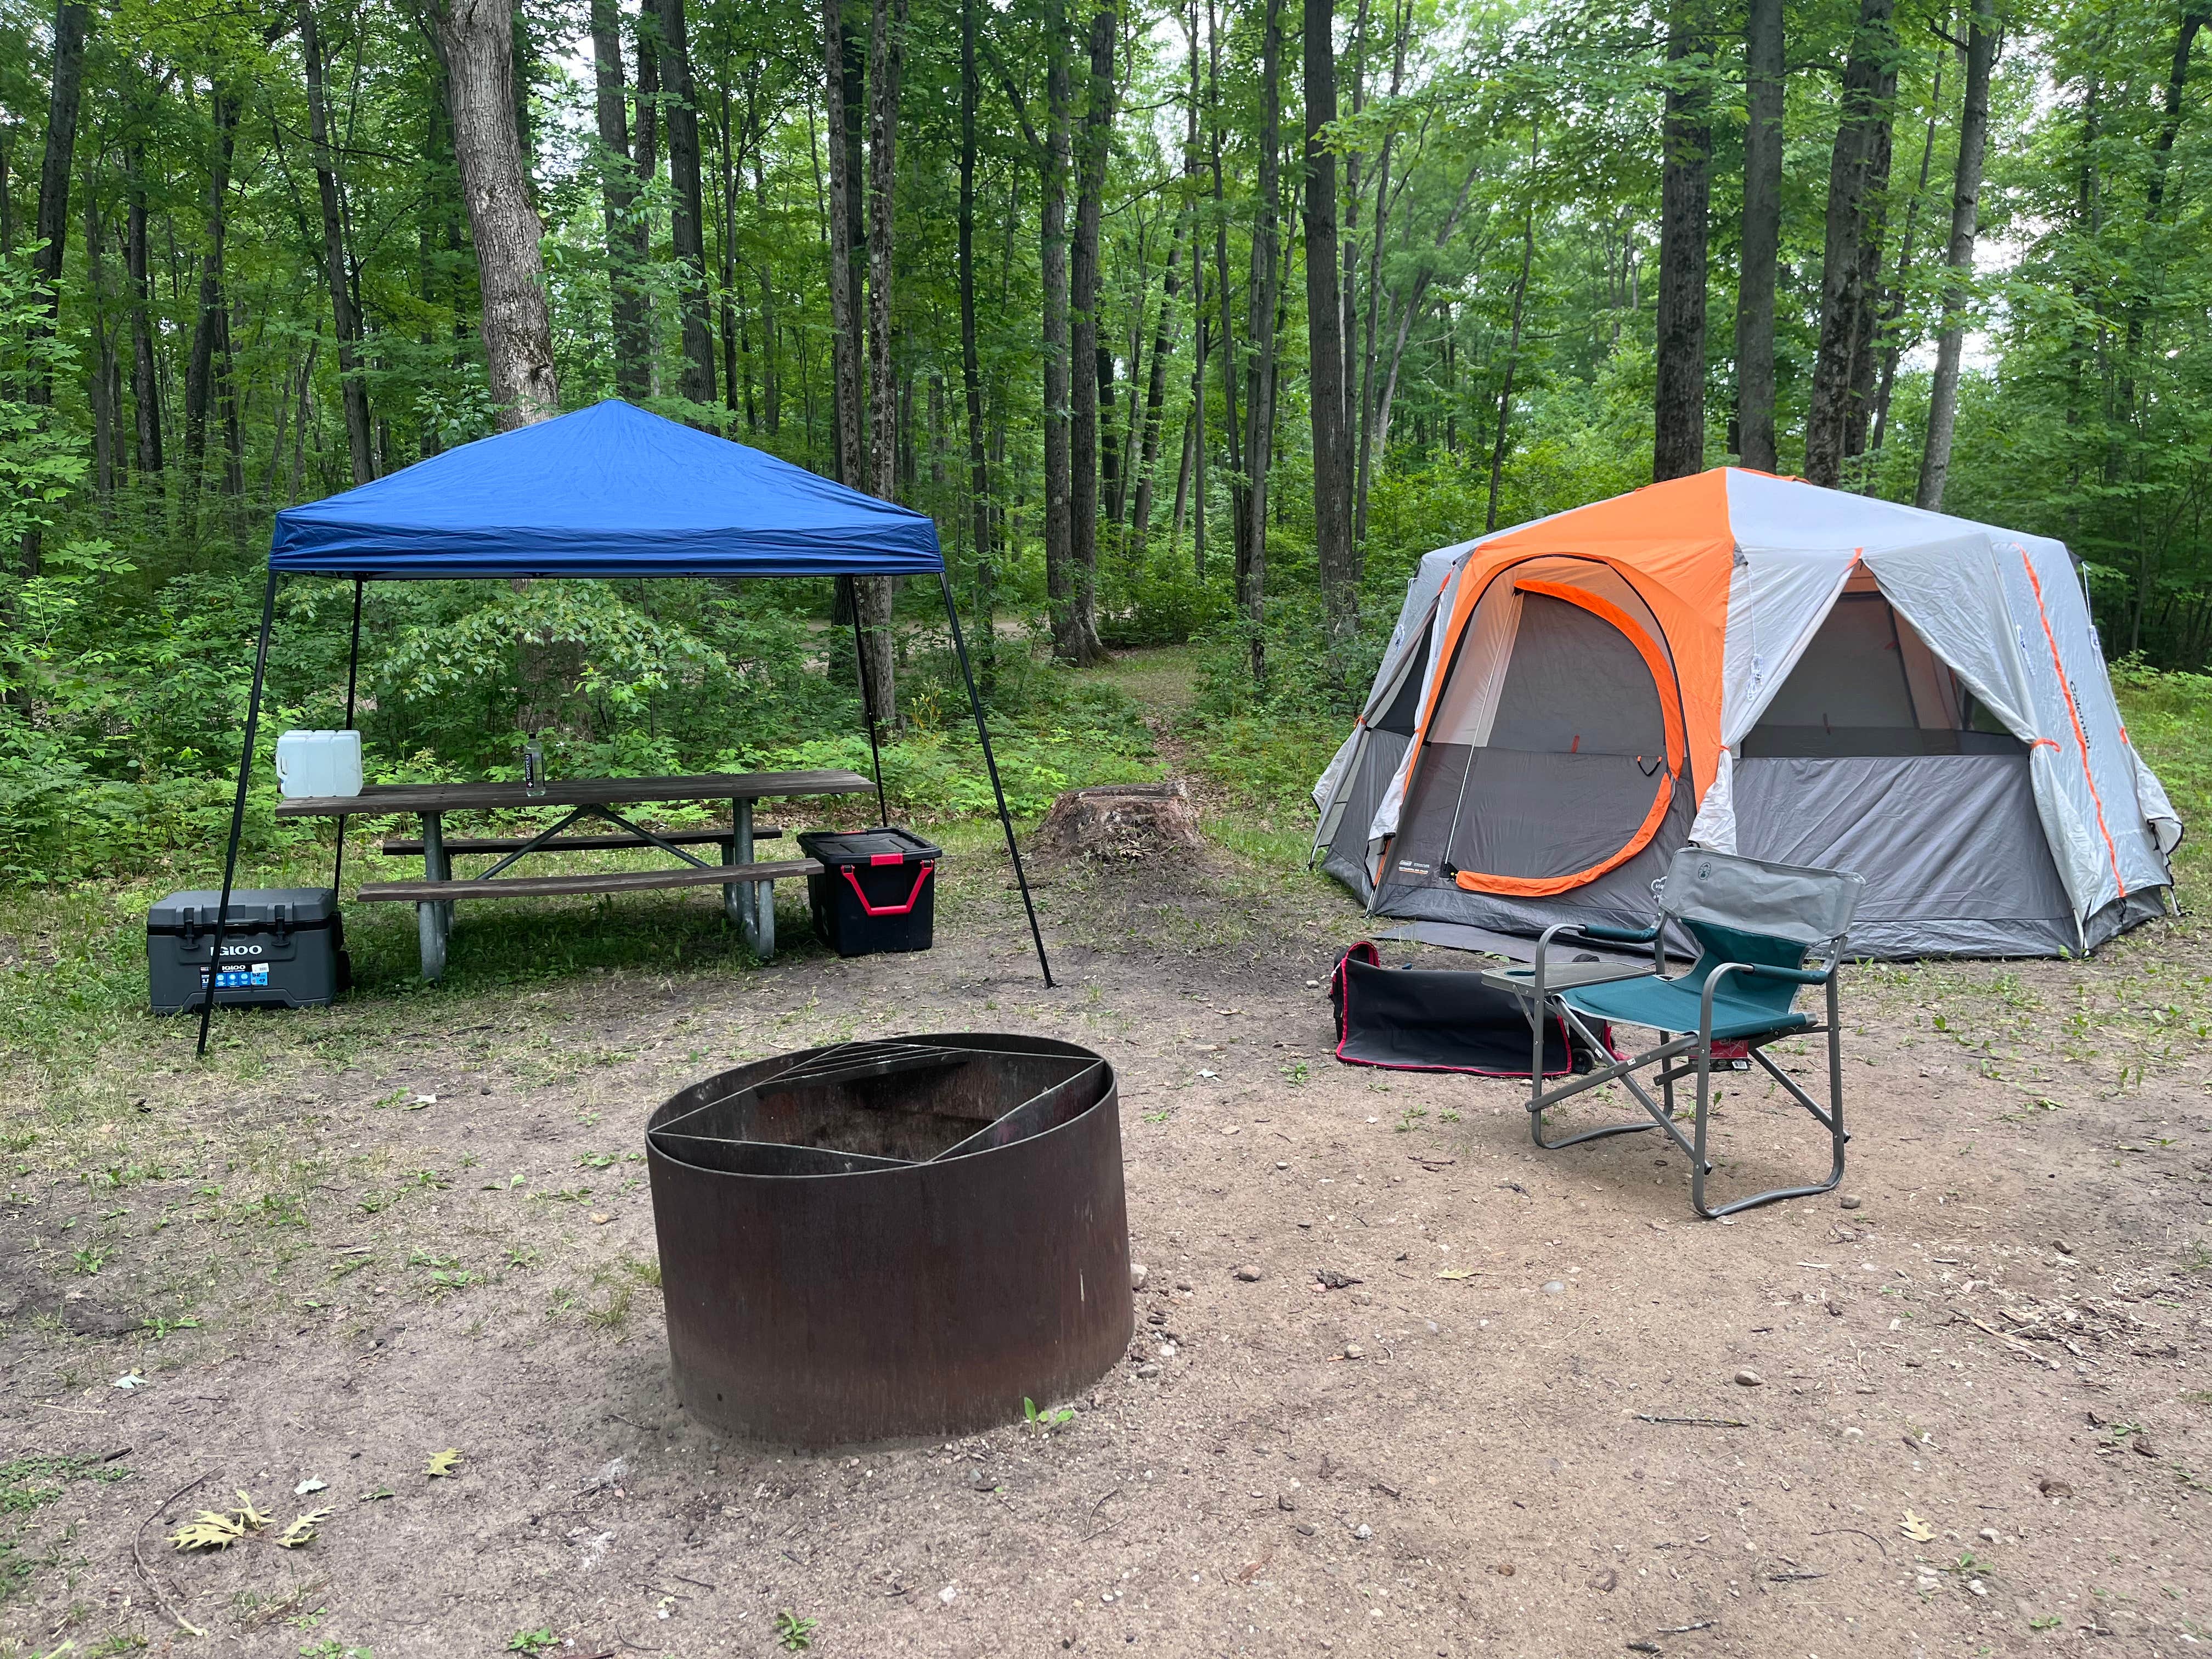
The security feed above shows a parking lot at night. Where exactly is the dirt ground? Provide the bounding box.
[3,809,2210,1658]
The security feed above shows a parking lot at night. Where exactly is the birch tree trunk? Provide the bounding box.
[436,0,561,429]
[1915,0,1996,512]
[1733,0,1782,472]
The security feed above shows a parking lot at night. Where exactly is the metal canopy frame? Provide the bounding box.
[194,566,1054,1057]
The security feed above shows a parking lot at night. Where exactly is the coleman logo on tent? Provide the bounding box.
[1396,860,1432,877]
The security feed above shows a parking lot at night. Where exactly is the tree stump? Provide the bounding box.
[1029,781,1207,865]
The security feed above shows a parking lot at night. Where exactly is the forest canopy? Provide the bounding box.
[0,0,2207,885]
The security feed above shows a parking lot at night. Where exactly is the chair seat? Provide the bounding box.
[1560,972,1810,1041]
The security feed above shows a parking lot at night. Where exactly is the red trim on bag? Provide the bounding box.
[842,863,932,916]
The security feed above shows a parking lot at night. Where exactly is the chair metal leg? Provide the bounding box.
[1690,978,1849,1220]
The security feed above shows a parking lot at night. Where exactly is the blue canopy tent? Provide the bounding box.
[196,399,1051,1053]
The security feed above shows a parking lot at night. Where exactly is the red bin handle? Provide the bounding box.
[841,861,933,917]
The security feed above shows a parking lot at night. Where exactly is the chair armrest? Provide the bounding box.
[1577,922,1661,944]
[1731,961,1831,988]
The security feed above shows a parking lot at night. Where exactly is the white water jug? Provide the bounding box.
[274,730,363,799]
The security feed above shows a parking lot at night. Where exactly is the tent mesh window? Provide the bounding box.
[1740,594,2024,759]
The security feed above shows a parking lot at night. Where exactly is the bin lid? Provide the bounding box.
[796,828,940,866]
[148,889,340,931]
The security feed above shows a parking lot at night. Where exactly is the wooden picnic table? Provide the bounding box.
[278,769,874,979]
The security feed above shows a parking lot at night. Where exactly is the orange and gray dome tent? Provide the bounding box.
[1312,468,2182,957]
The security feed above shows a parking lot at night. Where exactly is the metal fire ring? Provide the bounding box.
[645,1033,1132,1448]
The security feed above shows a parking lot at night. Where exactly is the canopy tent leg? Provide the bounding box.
[195,571,281,1059]
[331,576,364,893]
[938,572,1054,989]
[845,577,891,827]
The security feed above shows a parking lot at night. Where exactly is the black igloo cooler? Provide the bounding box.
[794,828,940,957]
[147,888,349,1013]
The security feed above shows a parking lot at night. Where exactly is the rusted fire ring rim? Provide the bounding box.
[643,1032,1116,1178]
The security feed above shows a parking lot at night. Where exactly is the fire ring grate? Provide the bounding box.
[645,1034,1132,1447]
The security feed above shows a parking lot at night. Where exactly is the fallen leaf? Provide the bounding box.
[589,1213,613,1226]
[426,1448,464,1479]
[232,1491,271,1531]
[294,1477,328,1496]
[170,1511,245,1551]
[1900,1510,1935,1543]
[1437,1268,1475,1282]
[276,1508,330,1549]
[112,1373,146,1390]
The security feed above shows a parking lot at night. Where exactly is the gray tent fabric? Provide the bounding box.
[1400,748,1671,882]
[1735,754,2076,956]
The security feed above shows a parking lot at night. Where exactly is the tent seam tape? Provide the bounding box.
[2017,547,2126,900]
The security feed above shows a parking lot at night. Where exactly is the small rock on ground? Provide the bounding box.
[1233,1264,1263,1282]
[1735,1368,1764,1387]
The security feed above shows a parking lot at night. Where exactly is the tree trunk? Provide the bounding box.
[304,2,378,478]
[1042,0,1078,661]
[125,135,163,483]
[1733,0,1781,472]
[13,0,86,579]
[822,0,865,486]
[857,0,907,726]
[1305,0,1355,651]
[436,0,562,429]
[749,72,781,433]
[591,0,652,399]
[1915,0,1996,512]
[652,0,716,418]
[1353,0,1407,545]
[25,0,88,413]
[959,0,995,686]
[1870,55,1942,462]
[1804,0,1895,487]
[184,89,240,531]
[1205,0,1240,496]
[1066,0,1114,663]
[1235,0,1285,683]
[1652,3,1712,483]
[85,181,114,503]
[1842,106,1894,467]
[1128,215,1184,560]
[1487,207,1534,533]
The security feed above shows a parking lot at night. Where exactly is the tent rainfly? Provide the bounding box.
[197,399,1051,1053]
[1313,468,2183,958]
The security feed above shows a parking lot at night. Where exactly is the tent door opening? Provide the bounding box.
[1393,571,1686,899]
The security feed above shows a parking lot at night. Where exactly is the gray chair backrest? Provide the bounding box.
[1657,848,1865,947]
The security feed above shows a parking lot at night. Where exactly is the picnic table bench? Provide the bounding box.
[276,769,874,979]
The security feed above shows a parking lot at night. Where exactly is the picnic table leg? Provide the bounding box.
[417,811,450,980]
[728,798,774,960]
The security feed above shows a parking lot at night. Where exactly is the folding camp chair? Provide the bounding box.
[1509,848,1866,1220]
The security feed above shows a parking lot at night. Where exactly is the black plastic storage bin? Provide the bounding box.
[795,828,940,957]
[147,889,350,1014]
